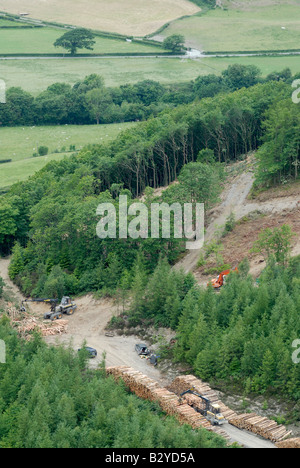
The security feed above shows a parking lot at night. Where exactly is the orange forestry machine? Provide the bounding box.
[208,268,238,290]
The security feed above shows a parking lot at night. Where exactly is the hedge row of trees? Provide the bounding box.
[0,80,293,296]
[0,316,226,448]
[0,65,295,127]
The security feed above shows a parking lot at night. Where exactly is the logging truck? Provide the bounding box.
[180,388,227,426]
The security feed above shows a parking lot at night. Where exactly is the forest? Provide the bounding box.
[0,316,226,448]
[0,64,299,414]
[116,253,300,407]
[1,75,298,293]
[0,64,294,127]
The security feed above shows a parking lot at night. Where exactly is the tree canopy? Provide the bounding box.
[163,34,185,53]
[54,28,96,55]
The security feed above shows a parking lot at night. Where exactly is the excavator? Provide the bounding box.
[21,297,77,321]
[180,388,226,426]
[208,268,238,290]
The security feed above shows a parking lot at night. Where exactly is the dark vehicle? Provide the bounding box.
[135,344,150,356]
[78,347,98,358]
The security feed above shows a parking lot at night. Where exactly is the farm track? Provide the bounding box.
[1,51,300,60]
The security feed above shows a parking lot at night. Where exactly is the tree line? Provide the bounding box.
[0,64,295,127]
[255,97,300,186]
[0,79,294,297]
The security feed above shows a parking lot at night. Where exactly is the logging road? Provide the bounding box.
[3,162,299,447]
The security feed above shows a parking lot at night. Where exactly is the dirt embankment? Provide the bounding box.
[173,160,300,284]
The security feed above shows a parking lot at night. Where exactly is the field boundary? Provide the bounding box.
[0,10,167,49]
[0,52,177,58]
[204,49,300,56]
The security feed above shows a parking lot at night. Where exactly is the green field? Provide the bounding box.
[0,27,163,55]
[0,18,29,27]
[1,55,300,95]
[160,3,300,52]
[0,123,135,188]
[0,0,200,36]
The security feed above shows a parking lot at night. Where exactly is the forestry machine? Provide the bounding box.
[21,296,77,321]
[208,268,238,290]
[180,388,226,426]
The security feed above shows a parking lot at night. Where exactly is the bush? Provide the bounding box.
[0,159,12,164]
[38,146,49,156]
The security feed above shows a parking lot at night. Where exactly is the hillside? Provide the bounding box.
[0,0,300,451]
[1,162,299,447]
[158,0,300,52]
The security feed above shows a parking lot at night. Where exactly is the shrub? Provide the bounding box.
[38,146,49,156]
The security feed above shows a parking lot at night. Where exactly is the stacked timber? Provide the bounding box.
[168,375,239,422]
[12,314,68,339]
[168,374,293,442]
[106,367,214,431]
[229,413,292,443]
[276,438,300,449]
[107,368,293,444]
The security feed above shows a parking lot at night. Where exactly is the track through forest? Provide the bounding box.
[1,165,299,448]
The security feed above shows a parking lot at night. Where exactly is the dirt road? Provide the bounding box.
[44,294,171,386]
[2,163,299,447]
[0,257,24,303]
[174,170,255,274]
[174,167,300,278]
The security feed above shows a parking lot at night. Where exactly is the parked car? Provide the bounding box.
[135,343,150,356]
[78,346,98,358]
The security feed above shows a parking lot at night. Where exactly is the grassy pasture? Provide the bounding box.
[0,123,135,188]
[0,27,163,55]
[0,18,30,27]
[160,3,300,52]
[0,0,200,36]
[0,55,299,96]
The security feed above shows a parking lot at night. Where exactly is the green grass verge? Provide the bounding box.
[0,123,135,187]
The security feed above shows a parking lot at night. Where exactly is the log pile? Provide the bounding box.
[106,366,216,432]
[106,368,294,445]
[228,413,292,443]
[168,375,292,443]
[11,314,68,339]
[276,438,300,449]
[168,375,238,422]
